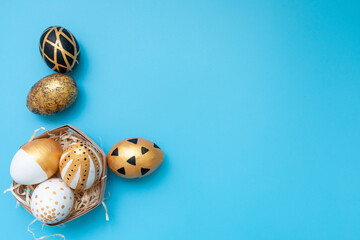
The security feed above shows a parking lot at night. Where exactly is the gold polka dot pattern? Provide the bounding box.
[30,178,74,224]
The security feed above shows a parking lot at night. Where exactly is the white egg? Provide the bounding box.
[30,178,74,224]
[10,138,63,185]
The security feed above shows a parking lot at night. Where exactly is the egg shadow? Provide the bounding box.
[34,43,88,123]
[67,42,88,82]
[35,85,87,123]
[51,154,171,232]
[40,204,107,239]
[57,201,108,230]
[104,153,171,223]
[116,154,170,186]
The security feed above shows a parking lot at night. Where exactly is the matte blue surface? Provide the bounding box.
[0,1,360,239]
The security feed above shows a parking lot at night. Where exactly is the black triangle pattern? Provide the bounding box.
[128,138,138,144]
[141,147,149,155]
[153,143,160,149]
[111,148,118,156]
[127,156,136,166]
[117,167,125,175]
[141,168,150,175]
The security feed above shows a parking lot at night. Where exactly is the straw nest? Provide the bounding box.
[10,125,107,226]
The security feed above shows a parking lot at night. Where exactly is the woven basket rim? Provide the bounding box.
[11,124,107,226]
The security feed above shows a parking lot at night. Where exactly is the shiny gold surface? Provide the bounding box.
[59,141,103,190]
[22,138,63,177]
[107,138,164,179]
[27,73,78,115]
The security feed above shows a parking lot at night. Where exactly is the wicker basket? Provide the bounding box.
[11,124,107,226]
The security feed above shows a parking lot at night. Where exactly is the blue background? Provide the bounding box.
[0,0,359,239]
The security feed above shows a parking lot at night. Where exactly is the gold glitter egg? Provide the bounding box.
[59,141,103,190]
[107,138,164,179]
[27,73,78,115]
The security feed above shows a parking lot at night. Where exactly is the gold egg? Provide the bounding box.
[10,138,63,185]
[107,138,164,179]
[59,141,103,190]
[27,73,78,115]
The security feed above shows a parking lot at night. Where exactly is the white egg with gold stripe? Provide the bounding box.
[59,141,102,190]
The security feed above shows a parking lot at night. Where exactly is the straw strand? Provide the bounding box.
[28,219,66,240]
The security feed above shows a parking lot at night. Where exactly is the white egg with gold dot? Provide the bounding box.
[30,178,74,224]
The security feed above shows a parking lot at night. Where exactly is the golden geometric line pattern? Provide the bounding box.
[43,40,72,67]
[53,28,59,72]
[39,26,80,73]
[57,27,80,70]
[53,28,67,72]
[40,29,53,63]
[65,29,80,70]
[58,28,80,60]
[44,39,76,59]
[56,30,71,70]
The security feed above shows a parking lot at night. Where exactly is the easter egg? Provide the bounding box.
[59,141,103,190]
[27,73,78,115]
[10,139,63,185]
[39,26,80,73]
[107,138,164,178]
[30,178,74,224]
